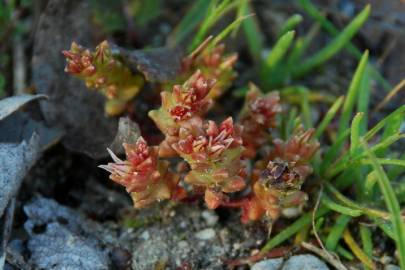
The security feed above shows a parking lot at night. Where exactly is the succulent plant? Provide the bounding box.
[239,84,281,158]
[179,41,237,99]
[172,117,246,209]
[96,40,319,224]
[240,128,319,223]
[63,41,144,116]
[99,137,185,208]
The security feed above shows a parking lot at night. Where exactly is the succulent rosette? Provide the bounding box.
[239,84,281,158]
[180,43,237,99]
[63,41,144,116]
[99,137,185,208]
[149,70,215,156]
[172,117,246,209]
[241,128,319,223]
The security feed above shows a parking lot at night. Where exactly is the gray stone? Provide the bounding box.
[201,210,219,226]
[27,223,109,270]
[252,258,284,270]
[282,255,329,270]
[0,135,40,217]
[385,265,401,270]
[195,228,216,240]
[23,197,114,270]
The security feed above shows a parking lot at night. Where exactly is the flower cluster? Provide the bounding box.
[99,137,185,208]
[63,41,144,116]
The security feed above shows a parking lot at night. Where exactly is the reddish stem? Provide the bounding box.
[224,245,294,269]
[220,198,248,208]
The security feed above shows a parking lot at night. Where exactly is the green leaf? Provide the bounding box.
[350,112,364,154]
[362,140,405,269]
[297,0,391,91]
[278,14,303,38]
[261,207,330,252]
[339,50,369,138]
[314,96,343,139]
[360,225,373,270]
[364,105,405,141]
[240,2,264,61]
[264,31,295,71]
[168,0,211,45]
[325,214,352,251]
[208,14,252,50]
[292,6,370,78]
[260,31,295,88]
[189,0,239,51]
[321,51,369,174]
[320,128,350,176]
[287,23,320,66]
[322,196,362,217]
[356,67,371,138]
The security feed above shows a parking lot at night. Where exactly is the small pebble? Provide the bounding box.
[195,228,216,240]
[179,221,187,229]
[178,241,189,249]
[251,258,284,270]
[385,265,401,270]
[201,210,219,226]
[140,231,150,240]
[232,243,241,250]
[281,254,329,270]
[282,207,301,218]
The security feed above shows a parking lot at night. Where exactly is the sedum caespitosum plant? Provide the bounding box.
[179,41,238,99]
[99,137,186,208]
[240,128,319,223]
[63,41,144,116]
[99,40,319,224]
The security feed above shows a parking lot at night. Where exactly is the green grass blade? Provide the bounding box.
[278,14,303,38]
[362,140,405,269]
[260,30,295,88]
[322,51,368,173]
[320,128,350,176]
[239,2,264,61]
[325,214,352,250]
[297,0,391,91]
[291,6,370,78]
[388,153,405,180]
[356,66,371,135]
[168,0,211,45]
[261,207,330,252]
[336,245,354,260]
[264,30,295,71]
[338,50,369,137]
[362,158,405,167]
[189,0,239,51]
[350,112,364,154]
[322,196,362,217]
[287,23,320,66]
[314,96,344,139]
[360,225,373,270]
[376,113,404,157]
[364,105,405,141]
[208,14,252,50]
[325,183,390,220]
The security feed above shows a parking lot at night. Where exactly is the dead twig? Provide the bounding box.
[301,242,348,270]
[374,79,405,112]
